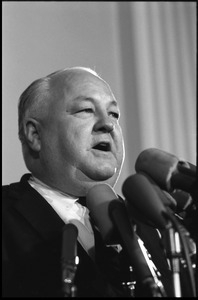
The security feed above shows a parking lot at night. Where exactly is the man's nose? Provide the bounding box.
[93,116,115,133]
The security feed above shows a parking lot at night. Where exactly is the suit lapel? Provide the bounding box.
[11,177,96,261]
[11,174,65,241]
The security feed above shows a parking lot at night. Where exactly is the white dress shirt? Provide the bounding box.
[28,176,95,260]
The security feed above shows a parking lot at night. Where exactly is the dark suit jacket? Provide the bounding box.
[2,173,176,297]
[2,174,132,297]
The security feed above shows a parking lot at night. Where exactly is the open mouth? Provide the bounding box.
[92,142,111,152]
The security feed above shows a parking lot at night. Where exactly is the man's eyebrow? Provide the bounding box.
[72,95,118,107]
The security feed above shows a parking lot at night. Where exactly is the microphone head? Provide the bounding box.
[86,183,120,244]
[122,173,169,229]
[135,148,179,192]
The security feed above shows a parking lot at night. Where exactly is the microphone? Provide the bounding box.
[62,223,79,297]
[122,173,170,230]
[86,183,119,245]
[122,173,196,254]
[135,148,197,196]
[122,173,196,297]
[86,183,164,296]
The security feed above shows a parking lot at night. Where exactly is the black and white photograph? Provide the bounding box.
[2,2,197,297]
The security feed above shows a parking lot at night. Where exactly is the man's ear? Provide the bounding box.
[24,118,41,152]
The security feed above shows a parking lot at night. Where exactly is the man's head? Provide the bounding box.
[18,67,125,196]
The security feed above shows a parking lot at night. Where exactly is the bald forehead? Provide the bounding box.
[49,68,114,102]
[50,68,103,88]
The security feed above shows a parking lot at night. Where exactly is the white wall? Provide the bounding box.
[2,2,196,197]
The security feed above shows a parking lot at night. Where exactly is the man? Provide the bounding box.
[2,67,174,297]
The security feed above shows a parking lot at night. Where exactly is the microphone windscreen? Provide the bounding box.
[122,173,169,229]
[86,183,119,244]
[135,148,179,191]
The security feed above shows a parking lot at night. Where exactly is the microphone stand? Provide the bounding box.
[163,209,196,297]
[62,256,79,297]
[62,224,79,297]
[166,225,182,297]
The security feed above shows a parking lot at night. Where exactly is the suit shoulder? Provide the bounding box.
[2,182,20,200]
[2,174,32,206]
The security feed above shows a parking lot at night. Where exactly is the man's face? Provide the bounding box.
[39,70,125,196]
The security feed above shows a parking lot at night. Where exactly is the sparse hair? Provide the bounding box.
[18,67,100,144]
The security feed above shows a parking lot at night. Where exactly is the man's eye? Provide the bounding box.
[109,112,119,119]
[78,108,93,113]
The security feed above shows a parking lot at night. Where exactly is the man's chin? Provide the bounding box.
[83,166,117,181]
[77,167,119,188]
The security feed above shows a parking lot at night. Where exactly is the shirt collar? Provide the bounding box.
[28,175,79,201]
